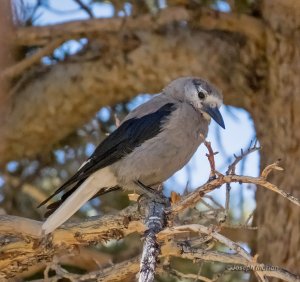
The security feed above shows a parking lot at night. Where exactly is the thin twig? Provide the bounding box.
[1,38,64,80]
[224,183,231,223]
[226,140,261,175]
[204,140,219,180]
[195,261,204,282]
[199,198,219,211]
[169,163,300,215]
[73,0,94,18]
[158,225,299,282]
[261,160,284,179]
[169,268,213,282]
[32,256,140,282]
[203,195,224,209]
[245,210,255,226]
[222,222,257,230]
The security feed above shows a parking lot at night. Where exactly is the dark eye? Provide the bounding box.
[198,91,205,99]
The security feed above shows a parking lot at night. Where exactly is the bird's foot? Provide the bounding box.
[134,180,168,205]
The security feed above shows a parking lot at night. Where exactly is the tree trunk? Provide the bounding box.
[254,0,300,275]
[0,0,15,115]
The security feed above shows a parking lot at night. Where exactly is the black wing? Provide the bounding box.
[38,103,175,211]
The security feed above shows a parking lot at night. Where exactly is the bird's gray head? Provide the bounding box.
[164,77,225,129]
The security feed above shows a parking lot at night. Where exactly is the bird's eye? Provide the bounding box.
[198,91,205,99]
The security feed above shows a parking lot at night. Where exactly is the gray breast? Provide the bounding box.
[112,102,209,189]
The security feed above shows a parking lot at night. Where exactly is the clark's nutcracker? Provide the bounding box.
[39,77,225,234]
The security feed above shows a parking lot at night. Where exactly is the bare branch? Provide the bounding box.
[169,163,300,215]
[226,140,261,175]
[245,210,255,226]
[203,195,224,209]
[1,38,64,80]
[167,268,214,282]
[139,199,168,282]
[261,160,284,179]
[15,247,111,279]
[221,223,257,230]
[31,256,140,282]
[162,239,299,281]
[224,183,231,223]
[204,140,219,180]
[158,225,299,282]
[1,145,298,280]
[0,174,299,281]
[15,7,189,46]
[159,224,265,281]
[0,205,144,279]
[73,0,94,19]
[15,7,264,47]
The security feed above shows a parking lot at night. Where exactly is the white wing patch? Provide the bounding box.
[78,158,92,170]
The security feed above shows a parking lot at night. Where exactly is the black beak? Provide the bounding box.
[203,105,225,129]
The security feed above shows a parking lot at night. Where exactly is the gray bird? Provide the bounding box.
[40,77,225,234]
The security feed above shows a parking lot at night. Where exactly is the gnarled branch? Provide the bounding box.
[2,145,299,281]
[169,162,299,215]
[0,205,144,278]
[14,7,264,47]
[159,232,299,282]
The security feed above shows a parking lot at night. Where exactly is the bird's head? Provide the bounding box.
[164,77,225,129]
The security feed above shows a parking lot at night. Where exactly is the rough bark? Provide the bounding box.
[0,8,265,165]
[253,0,300,275]
[0,0,15,115]
[139,200,167,282]
[1,161,299,281]
[14,7,264,47]
[0,205,144,278]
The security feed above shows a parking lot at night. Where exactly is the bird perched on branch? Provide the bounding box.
[39,77,225,234]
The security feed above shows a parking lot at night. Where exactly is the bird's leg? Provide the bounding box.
[90,186,121,200]
[135,180,159,195]
[134,180,167,204]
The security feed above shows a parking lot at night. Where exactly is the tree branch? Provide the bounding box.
[159,224,266,281]
[204,140,219,180]
[0,205,144,279]
[169,162,300,215]
[0,6,268,165]
[158,228,300,282]
[1,38,64,80]
[31,256,140,282]
[16,247,112,279]
[14,7,264,47]
[1,156,300,280]
[0,25,264,165]
[73,0,94,19]
[226,140,260,175]
[139,199,168,282]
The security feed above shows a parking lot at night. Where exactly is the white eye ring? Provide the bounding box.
[197,86,208,95]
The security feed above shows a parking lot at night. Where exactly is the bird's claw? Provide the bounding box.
[134,180,168,205]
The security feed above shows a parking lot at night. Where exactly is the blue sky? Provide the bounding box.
[20,0,259,219]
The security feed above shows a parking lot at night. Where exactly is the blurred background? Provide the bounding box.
[0,0,299,281]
